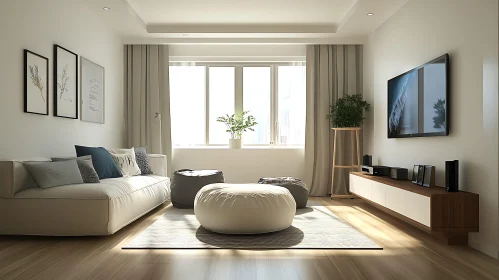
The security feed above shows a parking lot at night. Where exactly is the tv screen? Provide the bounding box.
[387,54,449,138]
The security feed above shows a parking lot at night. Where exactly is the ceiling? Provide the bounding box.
[82,0,409,44]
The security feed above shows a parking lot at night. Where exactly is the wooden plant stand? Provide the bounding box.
[331,127,361,198]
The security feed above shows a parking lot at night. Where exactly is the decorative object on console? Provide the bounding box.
[75,145,121,179]
[81,57,105,123]
[24,49,49,115]
[216,111,257,149]
[24,160,84,188]
[107,148,141,177]
[390,167,408,180]
[445,160,459,192]
[411,165,419,184]
[362,155,372,166]
[416,165,425,185]
[52,155,100,183]
[361,165,390,176]
[422,165,435,187]
[54,45,78,119]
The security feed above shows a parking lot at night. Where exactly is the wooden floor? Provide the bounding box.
[1,198,498,280]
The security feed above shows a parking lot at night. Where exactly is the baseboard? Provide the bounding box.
[468,239,499,259]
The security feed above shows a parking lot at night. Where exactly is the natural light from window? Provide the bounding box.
[169,63,306,147]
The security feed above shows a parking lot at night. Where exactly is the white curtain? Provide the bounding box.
[304,45,363,196]
[124,45,173,176]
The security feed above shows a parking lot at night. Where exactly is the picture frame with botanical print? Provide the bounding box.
[423,165,435,187]
[416,165,425,185]
[24,50,49,115]
[81,57,105,124]
[54,44,78,119]
[411,165,419,184]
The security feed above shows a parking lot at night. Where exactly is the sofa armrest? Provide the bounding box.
[147,154,167,177]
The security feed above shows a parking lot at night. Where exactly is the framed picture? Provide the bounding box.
[24,50,49,115]
[417,165,425,185]
[81,57,105,124]
[54,45,78,119]
[411,165,419,183]
[423,165,435,187]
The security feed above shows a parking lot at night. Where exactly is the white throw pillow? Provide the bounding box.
[108,148,142,177]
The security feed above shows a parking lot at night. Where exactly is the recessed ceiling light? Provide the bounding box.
[367,13,374,16]
[103,7,111,11]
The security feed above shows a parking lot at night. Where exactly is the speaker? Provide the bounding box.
[363,155,372,166]
[390,167,408,180]
[445,160,459,192]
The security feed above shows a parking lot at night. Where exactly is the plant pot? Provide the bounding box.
[229,139,242,149]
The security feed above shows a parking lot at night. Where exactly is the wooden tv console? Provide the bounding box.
[349,172,479,245]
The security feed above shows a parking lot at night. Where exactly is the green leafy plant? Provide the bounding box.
[326,94,370,127]
[216,111,258,139]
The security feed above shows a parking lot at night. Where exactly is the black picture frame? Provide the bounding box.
[54,44,78,119]
[416,165,425,185]
[423,165,434,187]
[411,165,419,183]
[24,49,49,115]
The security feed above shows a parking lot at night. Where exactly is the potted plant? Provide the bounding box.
[326,94,370,127]
[217,111,258,149]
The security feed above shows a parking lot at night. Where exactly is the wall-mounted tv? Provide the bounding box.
[388,54,449,138]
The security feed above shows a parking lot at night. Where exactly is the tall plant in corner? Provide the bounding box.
[326,94,370,127]
[217,111,257,149]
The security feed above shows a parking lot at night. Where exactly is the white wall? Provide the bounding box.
[170,44,306,57]
[363,0,498,257]
[173,148,305,183]
[0,0,124,159]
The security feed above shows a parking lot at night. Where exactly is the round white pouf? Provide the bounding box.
[194,183,296,234]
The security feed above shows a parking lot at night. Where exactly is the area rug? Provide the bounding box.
[123,206,381,250]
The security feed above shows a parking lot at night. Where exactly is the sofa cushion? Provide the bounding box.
[24,160,84,189]
[52,156,100,183]
[75,145,122,179]
[109,149,141,177]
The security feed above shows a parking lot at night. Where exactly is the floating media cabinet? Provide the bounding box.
[349,172,479,245]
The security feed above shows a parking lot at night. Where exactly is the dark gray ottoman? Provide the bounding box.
[258,177,309,208]
[171,169,224,209]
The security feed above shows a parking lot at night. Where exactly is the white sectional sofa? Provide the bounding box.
[0,154,170,236]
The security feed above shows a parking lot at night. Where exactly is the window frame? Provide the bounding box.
[169,61,306,147]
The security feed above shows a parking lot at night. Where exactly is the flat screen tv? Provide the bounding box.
[387,54,449,138]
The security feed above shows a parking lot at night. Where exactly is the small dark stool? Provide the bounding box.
[171,169,224,209]
[258,177,309,208]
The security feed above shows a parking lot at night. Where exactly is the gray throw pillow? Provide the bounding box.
[24,160,84,189]
[134,147,153,175]
[52,156,100,183]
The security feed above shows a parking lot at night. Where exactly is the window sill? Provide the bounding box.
[173,145,304,150]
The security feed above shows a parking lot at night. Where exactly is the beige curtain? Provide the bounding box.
[304,45,363,196]
[124,45,173,176]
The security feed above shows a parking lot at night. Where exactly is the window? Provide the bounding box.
[243,67,271,145]
[209,67,235,144]
[169,63,306,146]
[169,66,206,145]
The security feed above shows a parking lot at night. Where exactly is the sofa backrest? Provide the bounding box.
[0,159,50,198]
